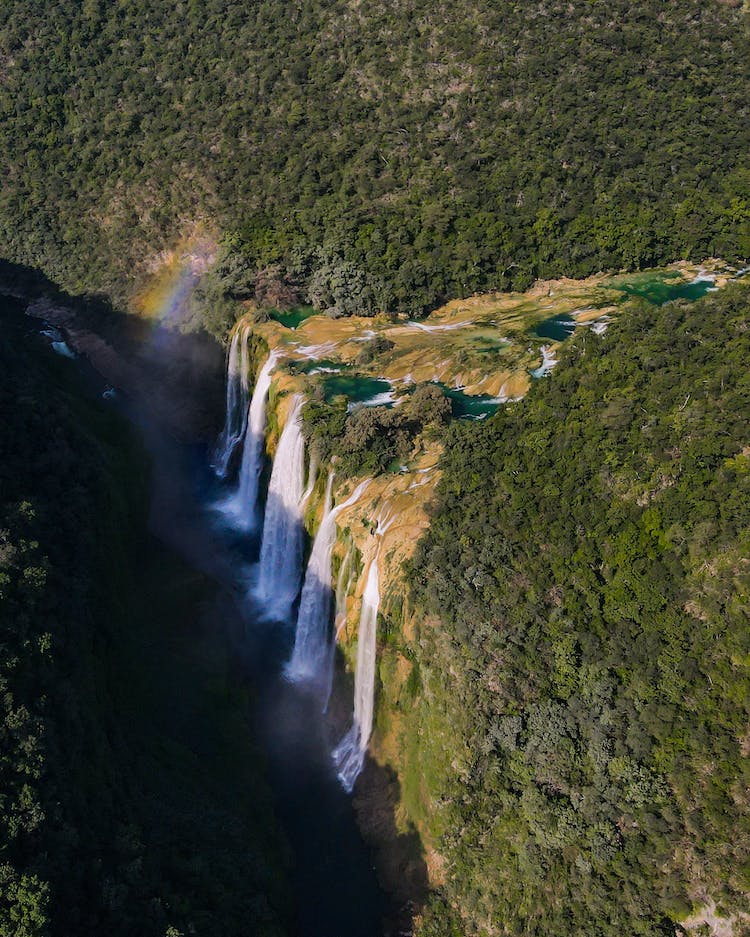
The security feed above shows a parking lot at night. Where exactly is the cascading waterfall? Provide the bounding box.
[284,473,334,687]
[334,553,381,792]
[286,477,370,693]
[212,324,251,478]
[318,541,358,713]
[300,451,318,510]
[334,543,356,639]
[220,349,279,530]
[254,394,307,620]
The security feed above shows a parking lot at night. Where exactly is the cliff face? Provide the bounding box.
[237,259,746,929]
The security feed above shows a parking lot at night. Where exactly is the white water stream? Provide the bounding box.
[531,344,558,378]
[254,394,307,620]
[334,553,381,791]
[213,325,251,478]
[286,477,370,695]
[218,350,279,530]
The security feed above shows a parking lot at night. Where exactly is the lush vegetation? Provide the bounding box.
[0,1,748,321]
[1,0,749,929]
[300,383,451,476]
[401,283,750,934]
[0,299,290,937]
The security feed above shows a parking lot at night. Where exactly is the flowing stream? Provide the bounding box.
[219,349,279,530]
[254,394,307,621]
[286,477,371,700]
[334,554,381,791]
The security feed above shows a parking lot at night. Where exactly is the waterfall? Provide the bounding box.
[212,325,251,478]
[334,553,381,792]
[531,344,557,379]
[286,477,370,693]
[301,451,318,510]
[220,349,279,530]
[320,542,357,712]
[334,543,356,639]
[254,394,307,620]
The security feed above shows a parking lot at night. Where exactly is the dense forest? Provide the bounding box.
[403,282,750,934]
[0,300,290,937]
[1,0,749,934]
[0,0,748,320]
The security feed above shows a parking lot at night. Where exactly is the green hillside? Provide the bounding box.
[1,3,749,934]
[403,281,750,934]
[0,0,748,315]
[0,301,290,937]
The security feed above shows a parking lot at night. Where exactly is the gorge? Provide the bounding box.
[1,1,749,932]
[2,252,750,937]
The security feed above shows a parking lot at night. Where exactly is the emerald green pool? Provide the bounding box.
[432,383,503,419]
[322,374,393,405]
[606,272,716,306]
[534,313,577,341]
[269,306,317,329]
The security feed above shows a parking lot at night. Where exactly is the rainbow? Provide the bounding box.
[135,256,197,328]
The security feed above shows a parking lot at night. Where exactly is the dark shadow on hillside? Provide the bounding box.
[327,646,429,936]
[4,260,417,937]
[0,255,225,440]
[353,757,430,937]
